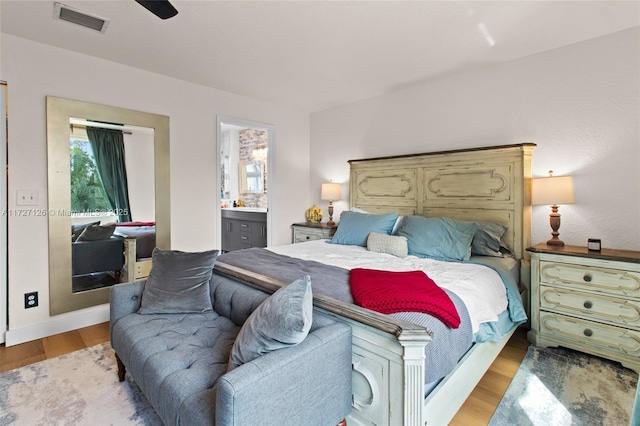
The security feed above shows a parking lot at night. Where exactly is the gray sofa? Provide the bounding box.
[110,272,353,426]
[72,237,124,280]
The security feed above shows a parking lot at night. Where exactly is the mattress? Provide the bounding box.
[215,246,474,384]
[114,225,156,259]
[267,239,525,339]
[215,239,527,385]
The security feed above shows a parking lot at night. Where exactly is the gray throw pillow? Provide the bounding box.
[471,222,508,257]
[71,221,100,242]
[228,275,313,371]
[138,248,219,314]
[75,223,116,241]
[367,232,408,257]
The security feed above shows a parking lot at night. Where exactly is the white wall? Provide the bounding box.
[124,130,155,222]
[310,28,640,252]
[2,33,310,342]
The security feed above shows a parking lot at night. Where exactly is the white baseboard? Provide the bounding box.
[4,304,110,346]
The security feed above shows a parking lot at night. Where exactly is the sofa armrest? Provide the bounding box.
[109,280,146,343]
[214,320,352,426]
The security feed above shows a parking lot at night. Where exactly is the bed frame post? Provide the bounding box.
[399,338,428,425]
[121,236,137,283]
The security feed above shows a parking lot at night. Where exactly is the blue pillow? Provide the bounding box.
[331,211,399,246]
[396,216,477,261]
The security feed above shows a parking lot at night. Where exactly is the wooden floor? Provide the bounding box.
[0,323,529,425]
[451,327,530,425]
[0,322,110,373]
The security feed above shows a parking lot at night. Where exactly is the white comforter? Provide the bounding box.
[268,240,508,334]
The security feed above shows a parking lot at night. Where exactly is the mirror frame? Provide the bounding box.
[46,96,170,315]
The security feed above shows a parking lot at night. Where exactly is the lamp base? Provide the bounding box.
[547,206,565,246]
[546,238,565,246]
[327,202,335,227]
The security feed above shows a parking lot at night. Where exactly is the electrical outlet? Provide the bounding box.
[17,190,39,206]
[25,292,38,309]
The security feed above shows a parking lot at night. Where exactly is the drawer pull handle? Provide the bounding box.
[583,329,593,337]
[583,301,593,309]
[583,274,593,282]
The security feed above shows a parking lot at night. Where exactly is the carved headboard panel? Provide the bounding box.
[348,144,535,261]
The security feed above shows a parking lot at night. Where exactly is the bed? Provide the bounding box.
[115,222,156,282]
[213,143,535,426]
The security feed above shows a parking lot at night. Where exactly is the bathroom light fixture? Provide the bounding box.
[252,147,268,161]
[532,170,575,246]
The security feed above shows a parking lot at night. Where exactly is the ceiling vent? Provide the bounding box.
[53,2,110,33]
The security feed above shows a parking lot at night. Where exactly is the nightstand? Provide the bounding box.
[292,222,337,243]
[527,243,640,372]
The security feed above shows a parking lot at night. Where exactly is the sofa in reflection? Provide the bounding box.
[72,237,124,283]
[71,221,124,291]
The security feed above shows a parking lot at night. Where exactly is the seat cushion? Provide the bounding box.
[111,311,240,426]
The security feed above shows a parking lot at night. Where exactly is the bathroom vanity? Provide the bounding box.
[221,208,267,252]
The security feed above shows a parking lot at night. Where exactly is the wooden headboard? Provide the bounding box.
[348,143,535,262]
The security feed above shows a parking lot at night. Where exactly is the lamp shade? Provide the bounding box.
[321,182,341,201]
[532,175,575,205]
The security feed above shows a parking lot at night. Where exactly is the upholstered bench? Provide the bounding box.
[110,248,352,426]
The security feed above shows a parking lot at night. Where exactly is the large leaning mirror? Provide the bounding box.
[47,96,170,315]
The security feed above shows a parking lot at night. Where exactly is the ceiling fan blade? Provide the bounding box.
[135,0,178,19]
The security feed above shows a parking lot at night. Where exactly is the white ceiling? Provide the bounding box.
[2,1,639,112]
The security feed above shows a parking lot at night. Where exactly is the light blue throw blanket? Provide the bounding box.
[468,256,527,342]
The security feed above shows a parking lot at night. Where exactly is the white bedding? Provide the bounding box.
[268,239,508,334]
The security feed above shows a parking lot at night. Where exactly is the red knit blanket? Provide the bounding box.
[116,221,155,227]
[349,268,461,328]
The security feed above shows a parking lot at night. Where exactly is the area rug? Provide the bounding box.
[0,342,162,425]
[490,345,638,426]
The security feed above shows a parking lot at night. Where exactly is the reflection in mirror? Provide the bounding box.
[239,160,264,194]
[47,96,170,315]
[68,118,155,294]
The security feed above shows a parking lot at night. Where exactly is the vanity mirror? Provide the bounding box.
[239,160,265,194]
[47,96,170,315]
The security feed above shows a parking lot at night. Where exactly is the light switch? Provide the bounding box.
[17,190,38,206]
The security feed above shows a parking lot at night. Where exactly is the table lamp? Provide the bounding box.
[321,182,341,226]
[532,170,575,246]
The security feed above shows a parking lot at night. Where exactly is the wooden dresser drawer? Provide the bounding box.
[540,285,640,330]
[292,223,336,244]
[539,311,640,359]
[540,260,640,298]
[294,228,325,243]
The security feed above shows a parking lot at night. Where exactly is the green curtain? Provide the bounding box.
[86,127,132,222]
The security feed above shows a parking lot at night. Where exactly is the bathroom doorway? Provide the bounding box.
[216,115,275,249]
